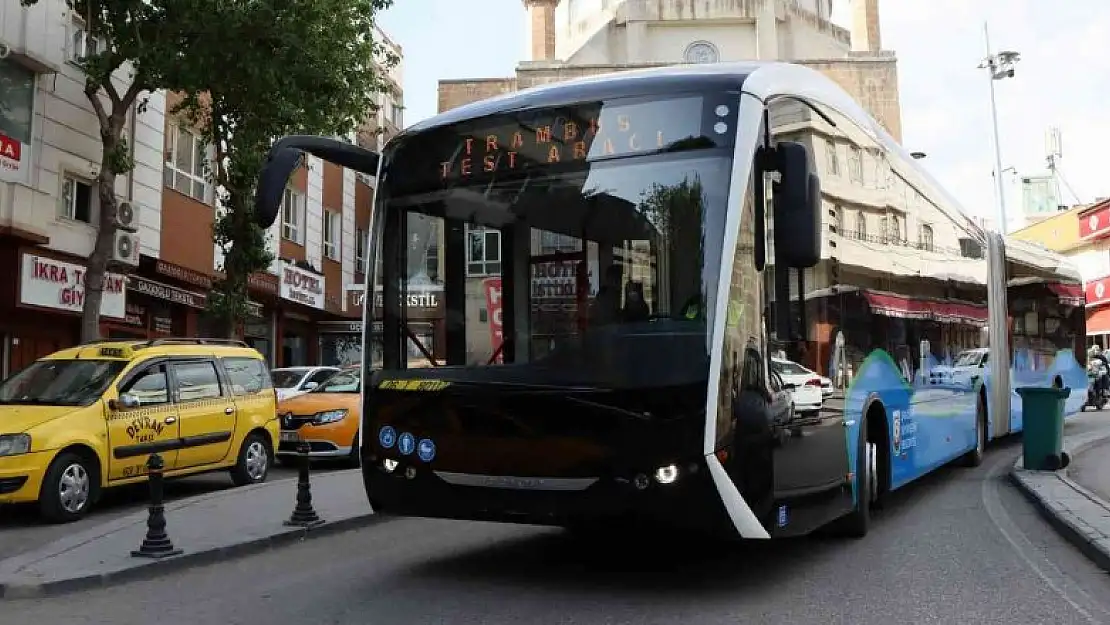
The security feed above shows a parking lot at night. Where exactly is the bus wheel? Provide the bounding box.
[837,415,874,538]
[961,395,986,468]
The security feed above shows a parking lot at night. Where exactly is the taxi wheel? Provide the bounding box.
[230,432,272,487]
[40,451,96,523]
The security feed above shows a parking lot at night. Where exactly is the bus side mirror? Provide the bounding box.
[253,135,383,229]
[773,141,821,269]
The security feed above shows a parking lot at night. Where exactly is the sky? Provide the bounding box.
[376,0,1110,231]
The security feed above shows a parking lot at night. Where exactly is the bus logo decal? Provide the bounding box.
[378,426,397,449]
[417,438,436,463]
[398,432,416,456]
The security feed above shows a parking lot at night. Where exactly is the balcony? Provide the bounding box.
[0,0,65,74]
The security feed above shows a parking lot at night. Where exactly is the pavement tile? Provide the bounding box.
[0,469,379,599]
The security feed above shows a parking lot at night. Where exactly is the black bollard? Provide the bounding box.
[284,438,324,528]
[131,452,184,559]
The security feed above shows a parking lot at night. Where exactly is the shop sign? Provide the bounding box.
[1087,276,1110,307]
[0,133,30,184]
[125,303,146,327]
[19,254,126,318]
[155,260,212,289]
[280,262,325,309]
[347,284,443,318]
[129,276,206,309]
[483,278,503,364]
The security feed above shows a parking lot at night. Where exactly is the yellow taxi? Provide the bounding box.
[276,366,361,467]
[0,338,280,522]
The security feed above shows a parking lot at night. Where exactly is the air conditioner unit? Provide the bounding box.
[113,229,140,266]
[115,200,138,232]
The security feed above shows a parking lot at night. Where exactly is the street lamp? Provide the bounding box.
[978,22,1020,233]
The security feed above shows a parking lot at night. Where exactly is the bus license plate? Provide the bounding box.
[280,431,300,443]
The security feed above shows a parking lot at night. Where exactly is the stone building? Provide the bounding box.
[439,0,901,142]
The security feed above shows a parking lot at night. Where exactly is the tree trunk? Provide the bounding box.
[81,157,120,343]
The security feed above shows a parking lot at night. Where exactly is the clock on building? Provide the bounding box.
[684,41,719,64]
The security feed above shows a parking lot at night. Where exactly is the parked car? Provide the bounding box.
[276,367,361,467]
[272,366,340,402]
[772,357,833,398]
[0,338,279,522]
[771,357,825,414]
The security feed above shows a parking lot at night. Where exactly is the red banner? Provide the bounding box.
[1079,202,1110,239]
[483,278,503,364]
[1086,277,1110,307]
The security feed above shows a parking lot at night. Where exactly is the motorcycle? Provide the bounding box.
[1085,364,1110,411]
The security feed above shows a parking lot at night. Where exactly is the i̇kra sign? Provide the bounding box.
[19,254,126,318]
[483,278,503,364]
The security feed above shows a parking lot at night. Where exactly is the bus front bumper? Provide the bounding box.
[361,454,737,534]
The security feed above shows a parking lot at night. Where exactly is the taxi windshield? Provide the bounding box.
[314,370,360,393]
[0,359,127,407]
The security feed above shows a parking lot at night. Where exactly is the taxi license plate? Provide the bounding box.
[280,431,301,443]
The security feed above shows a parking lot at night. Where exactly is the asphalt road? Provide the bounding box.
[6,415,1110,625]
[0,461,343,561]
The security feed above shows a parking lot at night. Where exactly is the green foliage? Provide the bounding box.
[166,0,398,334]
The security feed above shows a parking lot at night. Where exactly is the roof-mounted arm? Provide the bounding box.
[253,135,381,228]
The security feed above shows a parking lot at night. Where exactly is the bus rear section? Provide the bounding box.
[359,88,746,536]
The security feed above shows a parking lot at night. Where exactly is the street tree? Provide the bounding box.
[19,0,190,341]
[174,0,399,337]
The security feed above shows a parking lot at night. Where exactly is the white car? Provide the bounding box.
[772,357,826,414]
[272,366,340,402]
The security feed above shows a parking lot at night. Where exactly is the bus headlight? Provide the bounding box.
[654,464,679,485]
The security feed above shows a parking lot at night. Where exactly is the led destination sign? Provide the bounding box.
[423,95,731,187]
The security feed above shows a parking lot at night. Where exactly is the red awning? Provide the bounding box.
[1048,283,1085,307]
[862,291,988,325]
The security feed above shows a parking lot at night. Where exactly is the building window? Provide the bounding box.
[826,141,840,176]
[919,224,935,252]
[0,59,35,145]
[390,98,403,127]
[355,228,368,275]
[323,209,341,260]
[834,205,844,234]
[855,212,867,239]
[61,175,94,224]
[281,189,305,244]
[164,125,208,202]
[848,145,863,183]
[70,20,105,65]
[466,226,501,276]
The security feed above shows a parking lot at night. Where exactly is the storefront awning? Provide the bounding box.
[862,291,988,325]
[1048,283,1085,307]
[1088,307,1110,335]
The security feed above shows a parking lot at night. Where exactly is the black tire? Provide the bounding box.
[838,413,874,538]
[230,432,272,486]
[39,451,97,523]
[962,395,986,467]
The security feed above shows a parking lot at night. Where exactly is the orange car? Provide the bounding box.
[276,367,361,466]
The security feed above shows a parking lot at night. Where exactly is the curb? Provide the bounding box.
[1009,430,1110,575]
[0,512,389,600]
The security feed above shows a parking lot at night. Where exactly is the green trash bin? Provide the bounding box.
[1016,386,1070,471]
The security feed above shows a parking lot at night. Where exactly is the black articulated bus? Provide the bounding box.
[254,62,1085,541]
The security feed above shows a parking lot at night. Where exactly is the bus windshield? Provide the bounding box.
[369,92,738,391]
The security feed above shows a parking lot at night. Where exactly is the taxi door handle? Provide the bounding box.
[225,407,235,415]
[164,416,177,425]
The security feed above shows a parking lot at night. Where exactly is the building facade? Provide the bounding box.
[0,3,402,374]
[0,0,165,377]
[1010,200,1110,345]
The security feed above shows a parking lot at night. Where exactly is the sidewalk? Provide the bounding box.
[1011,413,1110,573]
[0,469,379,599]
